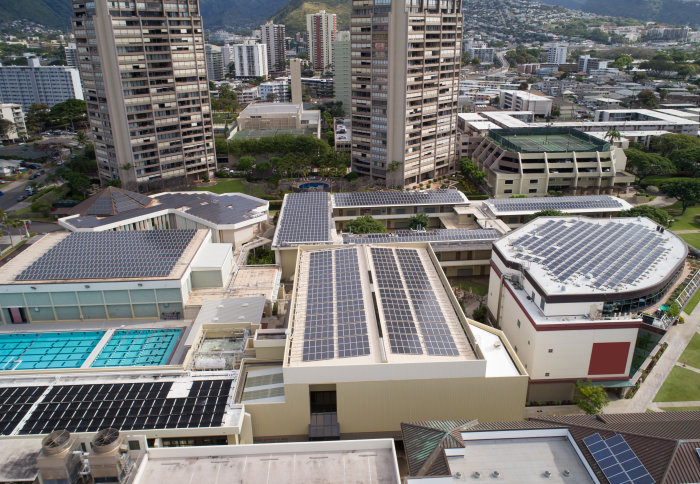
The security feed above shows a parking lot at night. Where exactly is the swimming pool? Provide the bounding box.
[0,331,105,370]
[299,182,329,190]
[91,328,182,367]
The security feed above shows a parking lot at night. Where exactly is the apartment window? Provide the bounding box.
[504,180,514,185]
[504,189,512,194]
[530,179,538,184]
[540,297,545,310]
[548,349,553,353]
[545,372,550,377]
[529,189,537,193]
[517,320,521,328]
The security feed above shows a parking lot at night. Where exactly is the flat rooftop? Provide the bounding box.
[332,190,468,208]
[291,245,479,366]
[231,128,318,139]
[0,372,240,437]
[0,229,207,284]
[495,217,687,296]
[239,102,301,115]
[272,192,336,247]
[483,195,631,216]
[342,228,500,245]
[489,128,609,153]
[135,439,400,484]
[442,432,596,484]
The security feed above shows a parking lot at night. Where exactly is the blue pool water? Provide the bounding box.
[299,182,329,190]
[0,331,105,370]
[91,328,182,367]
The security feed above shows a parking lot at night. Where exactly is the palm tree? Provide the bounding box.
[604,129,621,144]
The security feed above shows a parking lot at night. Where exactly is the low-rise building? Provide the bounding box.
[471,127,634,197]
[235,103,321,138]
[488,216,686,401]
[259,79,289,102]
[499,90,552,117]
[0,103,26,141]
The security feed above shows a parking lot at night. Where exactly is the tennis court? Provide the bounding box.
[501,134,600,152]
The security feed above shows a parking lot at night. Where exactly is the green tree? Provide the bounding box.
[63,171,91,199]
[604,129,621,144]
[518,81,529,91]
[661,179,700,214]
[611,55,634,69]
[668,147,700,177]
[344,215,387,234]
[636,89,658,108]
[649,133,700,156]
[526,209,566,222]
[0,119,15,139]
[237,156,255,171]
[623,149,675,180]
[574,380,608,414]
[408,213,430,230]
[667,301,681,318]
[618,206,671,226]
[48,99,88,130]
[25,103,50,133]
[472,305,487,324]
[459,157,486,184]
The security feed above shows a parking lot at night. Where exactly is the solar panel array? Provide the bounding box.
[489,195,624,214]
[16,230,197,281]
[0,386,46,435]
[14,380,232,435]
[371,247,459,356]
[274,193,333,247]
[302,248,370,361]
[86,190,152,216]
[333,190,466,208]
[343,228,501,245]
[583,433,655,484]
[510,219,667,290]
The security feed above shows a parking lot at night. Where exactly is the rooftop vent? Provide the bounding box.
[91,428,120,455]
[472,471,481,479]
[493,341,501,349]
[492,471,500,478]
[544,470,552,478]
[453,471,463,479]
[42,430,72,456]
[563,469,571,477]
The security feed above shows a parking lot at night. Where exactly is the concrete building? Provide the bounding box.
[547,44,567,65]
[334,117,351,152]
[306,10,337,70]
[499,90,552,117]
[231,42,268,79]
[239,243,526,440]
[64,42,78,69]
[71,0,216,188]
[332,31,350,112]
[0,65,83,111]
[488,216,686,401]
[205,44,225,81]
[235,103,321,138]
[237,86,260,104]
[577,55,608,74]
[301,76,334,98]
[470,127,634,197]
[0,229,234,324]
[58,186,269,248]
[0,103,27,141]
[465,40,495,65]
[350,0,462,186]
[261,21,286,74]
[258,79,289,102]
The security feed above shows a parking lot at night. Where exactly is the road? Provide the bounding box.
[0,180,28,211]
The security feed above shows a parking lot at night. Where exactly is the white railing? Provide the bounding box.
[659,268,700,329]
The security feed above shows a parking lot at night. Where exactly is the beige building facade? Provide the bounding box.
[72,0,216,188]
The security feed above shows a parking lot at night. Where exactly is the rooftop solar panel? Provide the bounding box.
[583,433,655,484]
[508,219,667,291]
[15,230,197,281]
[332,190,467,208]
[343,229,500,245]
[487,195,625,214]
[273,193,333,247]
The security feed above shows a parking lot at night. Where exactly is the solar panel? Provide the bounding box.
[15,230,197,281]
[583,433,655,484]
[371,247,459,357]
[508,219,667,290]
[343,228,500,245]
[273,193,333,247]
[333,190,466,208]
[301,247,370,361]
[488,195,624,214]
[0,386,47,435]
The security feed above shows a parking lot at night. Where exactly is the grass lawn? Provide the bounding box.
[653,366,700,402]
[680,233,700,250]
[680,334,700,369]
[212,112,236,124]
[664,201,700,231]
[194,178,269,198]
[685,288,700,314]
[451,278,489,296]
[660,406,700,411]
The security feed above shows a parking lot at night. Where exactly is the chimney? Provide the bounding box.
[290,58,302,105]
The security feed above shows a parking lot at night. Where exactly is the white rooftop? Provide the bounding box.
[495,217,687,296]
[240,102,301,115]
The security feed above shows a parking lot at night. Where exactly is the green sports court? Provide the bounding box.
[489,127,609,153]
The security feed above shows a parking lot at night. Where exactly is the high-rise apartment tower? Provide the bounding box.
[261,21,287,74]
[350,0,462,186]
[307,10,336,70]
[71,0,216,189]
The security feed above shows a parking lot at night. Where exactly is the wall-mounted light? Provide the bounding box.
[137,283,143,287]
[84,285,90,289]
[163,303,169,308]
[30,286,36,290]
[34,307,39,312]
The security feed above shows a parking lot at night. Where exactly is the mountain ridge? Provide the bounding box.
[538,0,700,26]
